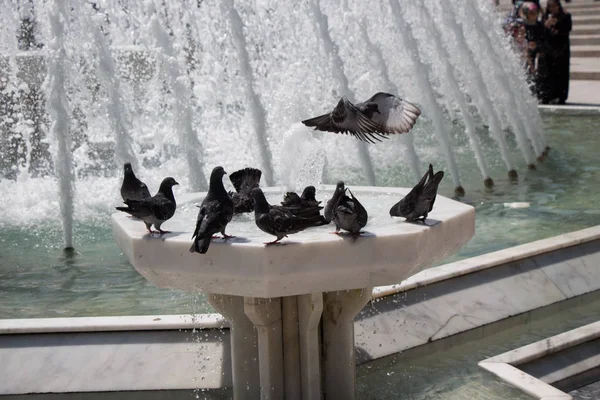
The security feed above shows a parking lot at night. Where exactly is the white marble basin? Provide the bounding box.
[112,185,475,298]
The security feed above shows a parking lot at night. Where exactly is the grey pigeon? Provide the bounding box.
[331,187,368,236]
[252,188,322,245]
[389,164,444,223]
[302,92,421,143]
[120,162,151,202]
[324,181,347,223]
[116,177,179,234]
[190,166,235,254]
[229,167,262,214]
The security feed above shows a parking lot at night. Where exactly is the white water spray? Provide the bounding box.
[421,1,490,182]
[221,0,274,186]
[309,0,375,186]
[46,0,74,249]
[83,5,136,171]
[441,2,515,174]
[388,0,462,191]
[358,19,421,182]
[150,4,207,191]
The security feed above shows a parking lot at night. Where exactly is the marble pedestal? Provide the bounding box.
[209,290,371,400]
[112,186,475,400]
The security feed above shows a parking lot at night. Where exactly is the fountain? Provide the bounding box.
[0,0,546,251]
[112,186,475,399]
[1,1,600,398]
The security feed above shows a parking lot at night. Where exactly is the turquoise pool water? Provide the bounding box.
[1,113,599,318]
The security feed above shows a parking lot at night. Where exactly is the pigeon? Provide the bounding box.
[120,162,151,202]
[331,187,368,236]
[279,186,328,225]
[301,92,421,143]
[389,164,444,223]
[300,186,322,207]
[251,188,322,245]
[190,166,235,254]
[116,177,179,234]
[229,167,262,214]
[324,181,347,223]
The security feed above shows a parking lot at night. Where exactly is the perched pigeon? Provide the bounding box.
[190,166,235,254]
[301,92,421,143]
[279,186,327,225]
[300,186,321,207]
[324,181,347,223]
[116,177,179,234]
[120,162,151,202]
[389,164,444,222]
[229,167,262,214]
[331,188,368,236]
[252,188,322,245]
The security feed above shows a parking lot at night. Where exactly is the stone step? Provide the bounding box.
[571,44,600,57]
[570,57,600,80]
[572,15,600,24]
[571,34,600,46]
[562,2,600,9]
[573,25,600,35]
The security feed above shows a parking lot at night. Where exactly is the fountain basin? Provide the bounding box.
[112,185,474,399]
[111,186,475,298]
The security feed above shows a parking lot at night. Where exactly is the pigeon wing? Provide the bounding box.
[302,100,386,143]
[150,194,175,221]
[348,189,368,229]
[422,171,444,212]
[364,92,421,134]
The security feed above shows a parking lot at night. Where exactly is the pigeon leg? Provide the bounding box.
[221,231,236,240]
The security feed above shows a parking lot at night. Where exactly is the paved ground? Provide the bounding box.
[498,0,600,105]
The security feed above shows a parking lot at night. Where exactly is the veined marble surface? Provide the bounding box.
[355,238,600,362]
[112,185,475,298]
[479,321,600,399]
[2,229,600,394]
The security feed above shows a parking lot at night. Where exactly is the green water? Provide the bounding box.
[1,113,600,319]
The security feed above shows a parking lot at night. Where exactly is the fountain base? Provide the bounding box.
[208,289,371,400]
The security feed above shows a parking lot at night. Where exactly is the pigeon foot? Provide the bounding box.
[264,238,283,245]
[222,233,236,239]
[157,229,171,235]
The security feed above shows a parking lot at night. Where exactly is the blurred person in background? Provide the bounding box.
[543,0,572,104]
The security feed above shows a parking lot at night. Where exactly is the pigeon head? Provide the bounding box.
[124,162,133,174]
[209,166,228,193]
[335,181,345,192]
[301,186,317,201]
[251,188,270,213]
[159,177,179,190]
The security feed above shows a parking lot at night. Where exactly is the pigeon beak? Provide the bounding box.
[174,181,179,186]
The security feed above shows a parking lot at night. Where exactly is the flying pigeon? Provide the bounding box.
[229,167,262,214]
[301,92,421,143]
[331,187,368,236]
[190,166,235,254]
[324,181,347,223]
[116,177,179,234]
[389,164,444,222]
[120,162,151,202]
[252,188,322,245]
